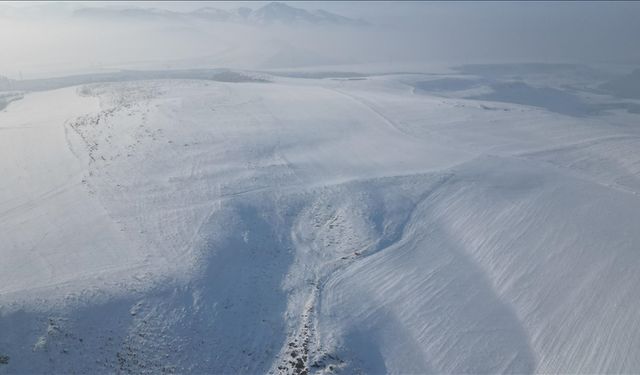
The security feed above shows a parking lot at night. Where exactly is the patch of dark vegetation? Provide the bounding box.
[278,305,317,375]
[208,71,269,83]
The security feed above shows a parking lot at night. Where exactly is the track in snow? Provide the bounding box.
[2,73,640,374]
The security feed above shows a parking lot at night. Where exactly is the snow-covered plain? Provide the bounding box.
[2,66,640,374]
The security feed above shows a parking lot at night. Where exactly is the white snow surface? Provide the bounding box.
[1,73,640,374]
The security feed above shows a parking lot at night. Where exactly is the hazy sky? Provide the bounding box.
[1,1,639,79]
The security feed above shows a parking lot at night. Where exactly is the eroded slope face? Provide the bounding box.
[2,75,640,374]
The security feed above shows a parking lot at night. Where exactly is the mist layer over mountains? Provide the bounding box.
[1,1,639,79]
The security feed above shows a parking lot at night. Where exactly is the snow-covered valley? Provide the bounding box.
[2,65,640,374]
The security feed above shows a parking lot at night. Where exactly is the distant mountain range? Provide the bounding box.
[74,2,369,27]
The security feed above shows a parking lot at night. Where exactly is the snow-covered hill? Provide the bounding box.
[1,66,640,374]
[74,2,368,27]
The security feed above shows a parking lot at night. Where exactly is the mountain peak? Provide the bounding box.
[74,2,368,27]
[250,2,367,26]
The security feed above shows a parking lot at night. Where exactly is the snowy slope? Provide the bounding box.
[1,71,640,374]
[0,88,151,297]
